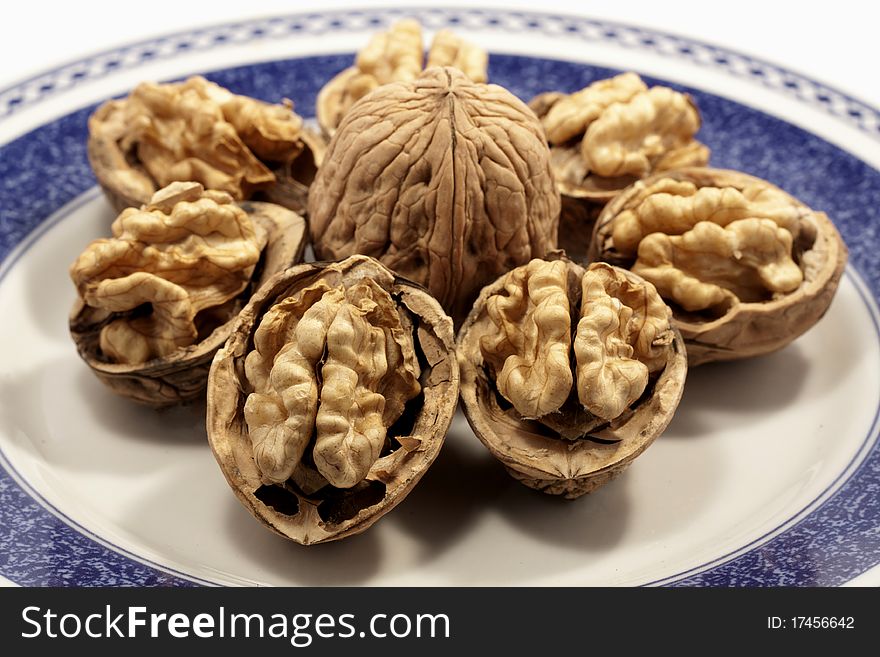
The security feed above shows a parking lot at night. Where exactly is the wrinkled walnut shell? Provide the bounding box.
[309,66,561,325]
[458,258,687,499]
[206,255,460,545]
[87,101,325,217]
[69,201,306,406]
[589,167,848,365]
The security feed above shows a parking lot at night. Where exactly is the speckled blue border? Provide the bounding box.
[3,8,879,139]
[1,8,879,587]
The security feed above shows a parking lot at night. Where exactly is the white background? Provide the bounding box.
[1,0,878,108]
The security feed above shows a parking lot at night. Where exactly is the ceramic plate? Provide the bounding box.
[1,8,878,587]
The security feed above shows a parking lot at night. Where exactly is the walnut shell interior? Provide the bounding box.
[69,200,306,406]
[458,258,687,499]
[206,255,460,545]
[589,167,848,365]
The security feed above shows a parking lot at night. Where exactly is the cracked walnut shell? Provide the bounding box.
[589,168,848,365]
[87,76,325,216]
[458,257,687,499]
[207,255,460,544]
[309,66,561,324]
[69,181,306,406]
[529,73,709,262]
[316,19,488,137]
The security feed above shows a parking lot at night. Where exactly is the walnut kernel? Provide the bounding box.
[69,181,306,405]
[208,255,460,544]
[316,19,488,137]
[87,76,324,215]
[529,73,709,262]
[459,257,686,499]
[590,168,847,364]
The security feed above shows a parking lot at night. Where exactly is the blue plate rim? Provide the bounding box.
[2,8,879,141]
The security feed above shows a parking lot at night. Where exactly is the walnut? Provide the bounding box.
[590,168,848,364]
[316,19,488,137]
[69,182,306,406]
[458,257,687,499]
[633,219,804,311]
[426,29,488,79]
[480,259,573,419]
[309,66,560,324]
[529,73,709,262]
[207,255,459,544]
[87,76,325,216]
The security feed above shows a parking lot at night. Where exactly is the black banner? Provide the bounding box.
[0,586,875,653]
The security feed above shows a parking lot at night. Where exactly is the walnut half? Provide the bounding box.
[69,182,307,406]
[316,19,488,138]
[458,257,687,499]
[207,255,460,544]
[589,168,848,365]
[87,76,325,216]
[529,73,709,263]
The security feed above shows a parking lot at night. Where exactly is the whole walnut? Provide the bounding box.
[87,76,325,216]
[589,168,848,365]
[309,66,561,324]
[207,255,459,544]
[458,256,687,499]
[529,73,709,262]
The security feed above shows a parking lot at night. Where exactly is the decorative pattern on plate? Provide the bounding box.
[2,8,878,138]
[0,8,878,587]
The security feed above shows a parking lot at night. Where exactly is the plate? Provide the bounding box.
[1,8,878,587]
